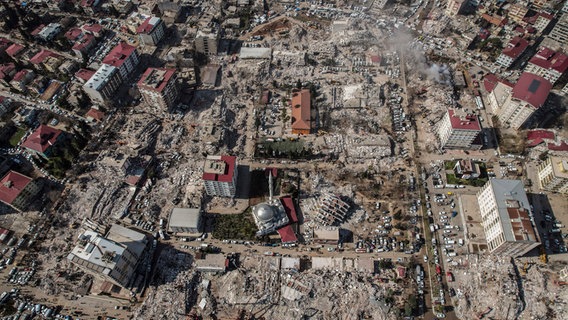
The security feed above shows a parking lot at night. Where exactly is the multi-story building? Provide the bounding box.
[37,23,62,41]
[102,42,139,81]
[137,68,178,109]
[538,156,568,194]
[168,208,203,234]
[477,179,540,257]
[72,33,97,57]
[492,73,552,129]
[525,47,568,85]
[67,224,148,288]
[291,89,312,135]
[111,0,134,14]
[547,13,568,49]
[533,12,554,33]
[202,155,238,197]
[0,171,43,212]
[445,0,466,17]
[437,109,482,149]
[195,27,219,56]
[83,64,123,103]
[29,49,62,72]
[137,17,165,46]
[495,36,529,69]
[9,69,34,92]
[507,4,529,24]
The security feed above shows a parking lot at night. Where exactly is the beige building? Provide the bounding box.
[195,27,219,56]
[538,156,568,194]
[445,0,466,17]
[137,68,178,109]
[83,64,122,103]
[477,179,540,257]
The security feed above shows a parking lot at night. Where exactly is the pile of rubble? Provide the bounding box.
[454,255,568,320]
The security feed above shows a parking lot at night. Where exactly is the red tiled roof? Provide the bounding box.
[0,63,16,79]
[370,55,381,63]
[137,17,157,34]
[5,43,24,57]
[280,196,298,223]
[202,155,236,182]
[448,109,481,131]
[527,129,555,147]
[31,24,45,36]
[537,12,554,21]
[29,50,60,64]
[75,68,95,81]
[0,38,11,49]
[502,36,529,59]
[65,28,83,41]
[483,74,513,92]
[277,225,297,243]
[0,171,33,205]
[529,47,568,74]
[81,24,103,35]
[548,141,568,151]
[512,72,552,108]
[21,125,62,153]
[85,108,104,121]
[72,33,95,51]
[102,42,137,68]
[137,68,175,93]
[291,89,311,132]
[11,70,29,82]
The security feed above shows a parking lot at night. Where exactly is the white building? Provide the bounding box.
[202,155,238,197]
[538,156,568,194]
[437,109,482,149]
[477,179,539,257]
[83,64,122,103]
[67,224,148,287]
[137,17,165,46]
[101,42,139,81]
[37,23,62,41]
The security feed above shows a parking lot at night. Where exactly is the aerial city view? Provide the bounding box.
[0,0,568,319]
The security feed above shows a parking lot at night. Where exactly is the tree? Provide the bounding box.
[296,79,302,89]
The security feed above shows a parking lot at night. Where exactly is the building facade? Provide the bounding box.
[437,109,482,149]
[548,13,568,48]
[477,179,539,257]
[495,36,529,69]
[102,42,139,80]
[137,17,165,46]
[0,171,43,212]
[195,27,219,56]
[202,155,238,197]
[493,73,552,129]
[525,47,568,85]
[538,156,568,194]
[83,64,123,103]
[137,68,178,109]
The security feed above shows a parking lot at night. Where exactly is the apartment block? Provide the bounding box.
[525,47,568,85]
[195,27,219,56]
[477,179,539,257]
[437,109,482,149]
[202,155,238,197]
[137,17,165,46]
[137,68,178,109]
[538,156,568,194]
[83,64,123,103]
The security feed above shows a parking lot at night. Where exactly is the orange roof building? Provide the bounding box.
[290,89,311,135]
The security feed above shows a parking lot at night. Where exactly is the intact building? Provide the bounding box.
[291,89,312,135]
[251,198,289,236]
[102,42,139,80]
[445,0,466,17]
[0,171,43,212]
[67,224,148,288]
[83,64,122,103]
[195,27,219,56]
[547,13,568,49]
[525,47,568,85]
[137,17,165,46]
[202,155,238,197]
[437,109,482,149]
[21,125,63,159]
[168,208,203,234]
[493,73,552,129]
[495,36,529,69]
[137,68,178,109]
[477,179,539,257]
[538,156,568,194]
